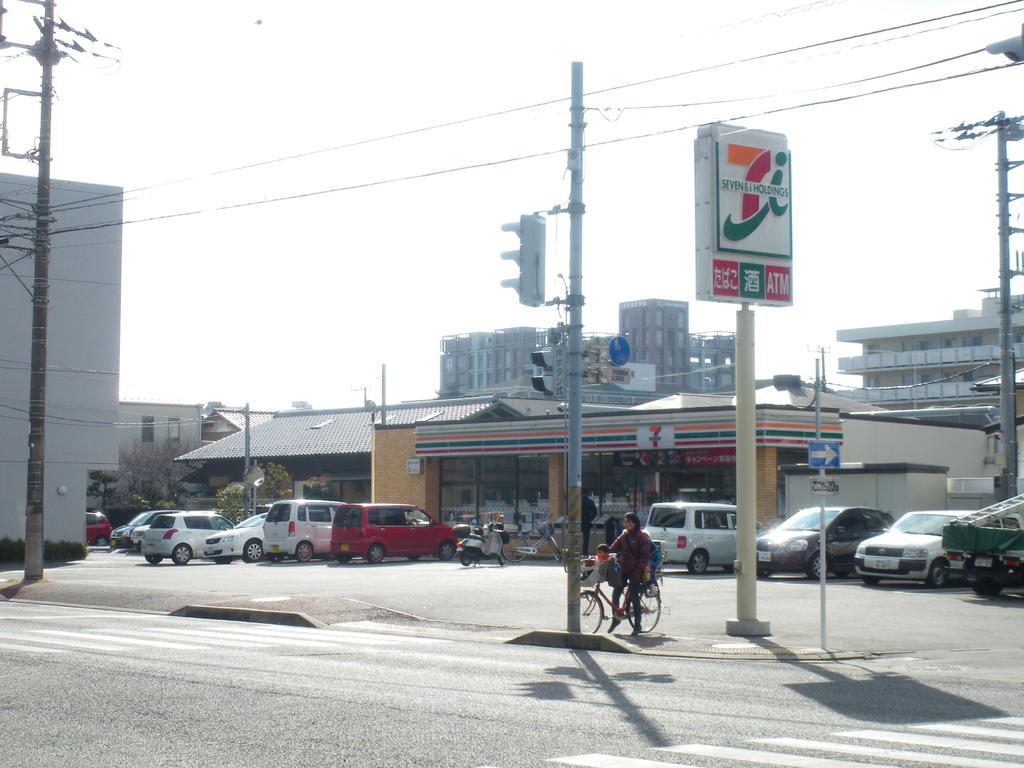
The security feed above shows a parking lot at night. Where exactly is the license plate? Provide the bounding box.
[866,557,897,570]
[110,539,118,547]
[271,545,280,553]
[339,544,349,551]
[975,556,993,568]
[949,560,964,569]
[757,551,771,562]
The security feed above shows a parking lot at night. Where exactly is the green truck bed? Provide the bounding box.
[943,524,1024,554]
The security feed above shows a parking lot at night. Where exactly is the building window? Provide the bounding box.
[168,417,180,442]
[141,416,155,443]
[963,336,983,347]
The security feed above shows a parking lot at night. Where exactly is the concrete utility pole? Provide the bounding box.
[23,0,59,581]
[565,61,585,634]
[996,112,1021,499]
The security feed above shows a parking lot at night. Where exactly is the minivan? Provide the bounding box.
[263,499,343,562]
[643,502,737,574]
[331,503,458,564]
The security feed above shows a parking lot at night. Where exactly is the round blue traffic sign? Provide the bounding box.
[609,336,631,367]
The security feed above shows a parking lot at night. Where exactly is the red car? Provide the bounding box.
[331,504,457,564]
[86,511,112,546]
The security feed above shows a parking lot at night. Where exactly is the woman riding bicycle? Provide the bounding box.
[608,511,651,635]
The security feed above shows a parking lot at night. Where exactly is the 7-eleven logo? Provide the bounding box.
[637,425,674,450]
[720,143,790,243]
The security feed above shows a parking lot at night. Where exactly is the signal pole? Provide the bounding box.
[22,0,58,581]
[997,112,1020,499]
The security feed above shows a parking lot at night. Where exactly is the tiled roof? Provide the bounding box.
[178,398,516,462]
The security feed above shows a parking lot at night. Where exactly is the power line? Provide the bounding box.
[42,0,1024,220]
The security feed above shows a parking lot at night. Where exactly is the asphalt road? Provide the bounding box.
[3,600,1024,768]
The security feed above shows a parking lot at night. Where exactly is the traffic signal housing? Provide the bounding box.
[531,347,565,398]
[987,25,1024,61]
[500,214,546,307]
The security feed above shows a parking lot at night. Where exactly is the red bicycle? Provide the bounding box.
[580,561,661,634]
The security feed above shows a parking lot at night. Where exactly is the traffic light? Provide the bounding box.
[987,25,1024,61]
[500,213,546,307]
[531,347,565,398]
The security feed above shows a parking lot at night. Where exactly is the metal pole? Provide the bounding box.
[816,355,827,650]
[566,61,584,633]
[998,112,1019,499]
[726,304,770,636]
[243,403,252,516]
[23,0,57,581]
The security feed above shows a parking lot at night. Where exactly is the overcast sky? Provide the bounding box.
[1,0,1022,411]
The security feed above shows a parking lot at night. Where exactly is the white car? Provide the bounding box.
[142,511,234,565]
[643,502,737,574]
[854,509,966,587]
[202,513,266,564]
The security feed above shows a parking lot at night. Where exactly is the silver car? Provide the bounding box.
[142,511,234,565]
[112,510,181,550]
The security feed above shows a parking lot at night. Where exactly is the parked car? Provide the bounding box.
[855,509,967,587]
[86,511,112,546]
[202,513,266,564]
[643,502,737,574]
[331,503,458,564]
[264,500,343,562]
[111,510,180,550]
[756,506,893,579]
[141,511,234,565]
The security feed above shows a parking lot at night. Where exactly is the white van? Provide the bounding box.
[643,502,737,574]
[263,499,343,562]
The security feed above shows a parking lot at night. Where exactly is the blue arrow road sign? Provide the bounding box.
[609,336,631,367]
[808,440,840,469]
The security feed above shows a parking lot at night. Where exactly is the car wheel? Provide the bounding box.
[144,554,162,565]
[687,549,709,575]
[242,539,264,563]
[366,543,386,564]
[94,536,109,547]
[861,575,880,586]
[214,557,233,564]
[171,543,192,565]
[406,554,422,561]
[335,554,353,564]
[459,550,475,567]
[438,540,456,561]
[806,551,823,579]
[925,559,948,588]
[295,541,314,563]
[971,579,1003,596]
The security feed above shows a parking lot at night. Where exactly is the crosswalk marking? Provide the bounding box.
[914,723,1024,742]
[984,718,1024,728]
[117,628,263,648]
[32,630,205,650]
[836,729,1024,757]
[656,744,893,768]
[547,755,698,768]
[755,737,1021,768]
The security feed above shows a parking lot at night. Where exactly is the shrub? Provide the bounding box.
[0,538,88,562]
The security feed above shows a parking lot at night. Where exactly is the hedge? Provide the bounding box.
[0,538,88,562]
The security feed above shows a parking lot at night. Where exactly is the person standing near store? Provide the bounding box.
[604,510,621,546]
[581,489,597,555]
[607,511,651,635]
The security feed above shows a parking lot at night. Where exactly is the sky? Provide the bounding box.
[1,0,1022,412]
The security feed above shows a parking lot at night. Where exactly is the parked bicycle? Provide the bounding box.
[506,521,565,564]
[580,556,662,634]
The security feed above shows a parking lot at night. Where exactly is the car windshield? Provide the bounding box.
[777,507,842,532]
[127,511,151,526]
[891,513,955,536]
[235,515,265,529]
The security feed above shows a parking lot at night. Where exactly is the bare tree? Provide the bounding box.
[117,442,196,507]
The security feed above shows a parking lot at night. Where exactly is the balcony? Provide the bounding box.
[838,344,1017,373]
[841,381,994,404]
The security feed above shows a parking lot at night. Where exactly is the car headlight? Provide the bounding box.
[786,539,809,551]
[855,544,867,556]
[902,548,928,559]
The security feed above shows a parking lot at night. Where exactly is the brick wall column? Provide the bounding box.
[547,453,565,523]
[371,426,429,511]
[755,445,778,524]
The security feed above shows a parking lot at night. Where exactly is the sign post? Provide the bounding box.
[696,123,791,638]
[807,362,839,650]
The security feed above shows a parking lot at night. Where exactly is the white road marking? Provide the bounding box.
[0,632,115,651]
[756,737,1021,768]
[837,730,1024,757]
[984,718,1024,728]
[115,628,263,648]
[32,630,205,650]
[656,744,893,768]
[0,639,65,653]
[548,755,697,768]
[914,723,1024,742]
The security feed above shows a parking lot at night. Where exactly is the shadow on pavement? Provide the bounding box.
[787,663,1008,723]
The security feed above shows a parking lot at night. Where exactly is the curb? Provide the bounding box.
[170,604,326,628]
[508,630,635,653]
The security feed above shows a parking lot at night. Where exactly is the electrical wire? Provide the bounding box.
[42,0,1024,219]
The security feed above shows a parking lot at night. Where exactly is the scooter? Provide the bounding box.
[455,520,506,566]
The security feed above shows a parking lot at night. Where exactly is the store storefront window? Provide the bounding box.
[438,455,549,528]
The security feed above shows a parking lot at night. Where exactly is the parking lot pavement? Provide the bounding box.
[3,551,1023,663]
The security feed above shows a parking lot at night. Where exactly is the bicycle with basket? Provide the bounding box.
[580,539,663,634]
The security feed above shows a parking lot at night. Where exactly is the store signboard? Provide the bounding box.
[695,123,792,307]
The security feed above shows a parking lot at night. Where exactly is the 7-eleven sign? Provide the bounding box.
[637,425,674,450]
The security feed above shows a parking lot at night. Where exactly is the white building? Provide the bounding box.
[0,174,122,543]
[837,291,1024,410]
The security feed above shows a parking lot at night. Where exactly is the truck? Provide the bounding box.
[942,493,1024,596]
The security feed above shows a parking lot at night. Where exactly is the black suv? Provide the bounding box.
[756,506,892,579]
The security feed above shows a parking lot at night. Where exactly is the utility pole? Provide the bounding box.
[565,61,584,633]
[997,112,1021,499]
[22,0,58,581]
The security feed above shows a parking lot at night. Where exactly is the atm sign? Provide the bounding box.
[712,259,791,305]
